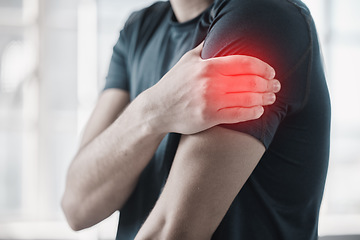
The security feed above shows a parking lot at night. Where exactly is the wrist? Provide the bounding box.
[132,88,169,137]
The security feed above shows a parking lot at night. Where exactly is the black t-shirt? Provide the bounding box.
[104,0,331,239]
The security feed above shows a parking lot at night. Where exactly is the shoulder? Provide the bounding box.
[203,0,314,78]
[210,0,311,32]
[117,1,170,51]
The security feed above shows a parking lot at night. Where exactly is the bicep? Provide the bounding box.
[79,88,129,149]
[157,126,265,238]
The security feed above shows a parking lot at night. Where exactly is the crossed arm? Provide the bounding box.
[61,44,277,235]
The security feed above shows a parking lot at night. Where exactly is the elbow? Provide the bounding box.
[61,192,89,231]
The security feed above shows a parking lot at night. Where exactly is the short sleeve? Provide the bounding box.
[202,0,312,148]
[103,28,130,91]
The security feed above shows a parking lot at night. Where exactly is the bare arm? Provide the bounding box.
[62,43,279,231]
[135,127,265,240]
[79,89,130,150]
[62,88,167,230]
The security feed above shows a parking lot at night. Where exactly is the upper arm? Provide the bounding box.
[168,127,265,236]
[79,89,129,149]
[136,127,265,239]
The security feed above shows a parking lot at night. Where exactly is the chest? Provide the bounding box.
[127,24,200,100]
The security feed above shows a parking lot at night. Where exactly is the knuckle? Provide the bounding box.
[202,60,215,75]
[198,101,211,122]
[225,110,237,123]
[248,76,258,89]
[199,76,215,99]
[241,57,254,72]
[192,67,203,80]
[242,95,253,106]
[236,107,260,121]
[234,108,247,122]
[197,79,209,99]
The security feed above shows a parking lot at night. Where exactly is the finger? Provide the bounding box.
[216,106,264,124]
[219,75,281,93]
[206,55,276,79]
[216,92,276,109]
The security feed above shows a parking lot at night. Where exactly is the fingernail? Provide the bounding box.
[273,81,281,92]
[268,67,276,79]
[266,93,276,104]
[256,106,264,118]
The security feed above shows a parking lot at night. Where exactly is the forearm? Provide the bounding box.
[62,90,166,230]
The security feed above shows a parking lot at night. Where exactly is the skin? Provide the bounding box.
[170,0,214,23]
[61,0,281,236]
[135,128,265,240]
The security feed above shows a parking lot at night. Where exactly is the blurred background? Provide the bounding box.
[0,0,359,239]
